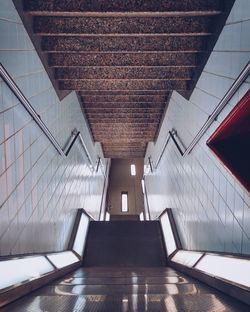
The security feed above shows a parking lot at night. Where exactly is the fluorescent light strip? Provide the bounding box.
[160,212,177,256]
[73,213,89,257]
[47,251,79,269]
[0,210,90,293]
[171,250,250,288]
[171,250,203,267]
[0,256,54,291]
[196,254,250,288]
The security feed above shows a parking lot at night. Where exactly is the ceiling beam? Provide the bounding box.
[95,136,155,141]
[82,104,165,110]
[93,132,157,136]
[55,67,193,80]
[59,79,189,91]
[49,52,198,67]
[103,150,146,154]
[86,113,162,119]
[104,143,146,146]
[42,36,207,52]
[90,122,158,126]
[88,118,161,124]
[34,16,215,36]
[92,126,157,131]
[81,95,167,103]
[79,90,170,96]
[95,137,155,142]
[104,153,145,158]
[24,0,222,15]
[93,129,156,134]
[85,109,163,114]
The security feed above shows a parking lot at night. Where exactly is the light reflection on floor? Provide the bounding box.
[2,267,249,312]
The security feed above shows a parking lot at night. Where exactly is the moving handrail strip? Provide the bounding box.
[0,63,94,166]
[183,61,250,156]
[151,61,250,169]
[153,129,185,170]
[0,63,65,157]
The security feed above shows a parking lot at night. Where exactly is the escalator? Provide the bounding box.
[2,221,249,311]
[83,221,166,267]
[3,266,249,311]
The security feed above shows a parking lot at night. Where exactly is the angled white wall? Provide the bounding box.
[145,0,250,255]
[0,0,107,256]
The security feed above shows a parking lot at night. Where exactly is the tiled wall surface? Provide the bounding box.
[0,0,106,256]
[145,0,250,255]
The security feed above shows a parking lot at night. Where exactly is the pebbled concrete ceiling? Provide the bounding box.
[20,0,234,158]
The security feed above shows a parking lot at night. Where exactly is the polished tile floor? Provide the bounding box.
[2,267,249,311]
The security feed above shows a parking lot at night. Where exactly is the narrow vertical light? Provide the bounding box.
[121,192,128,212]
[139,212,144,221]
[160,213,177,256]
[105,212,110,221]
[141,179,145,194]
[73,213,89,257]
[130,164,136,176]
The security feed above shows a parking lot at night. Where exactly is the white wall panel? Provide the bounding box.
[145,0,250,255]
[0,0,107,256]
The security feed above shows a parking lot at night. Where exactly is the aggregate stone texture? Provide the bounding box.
[34,16,215,35]
[24,0,222,14]
[42,36,207,52]
[23,0,231,158]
